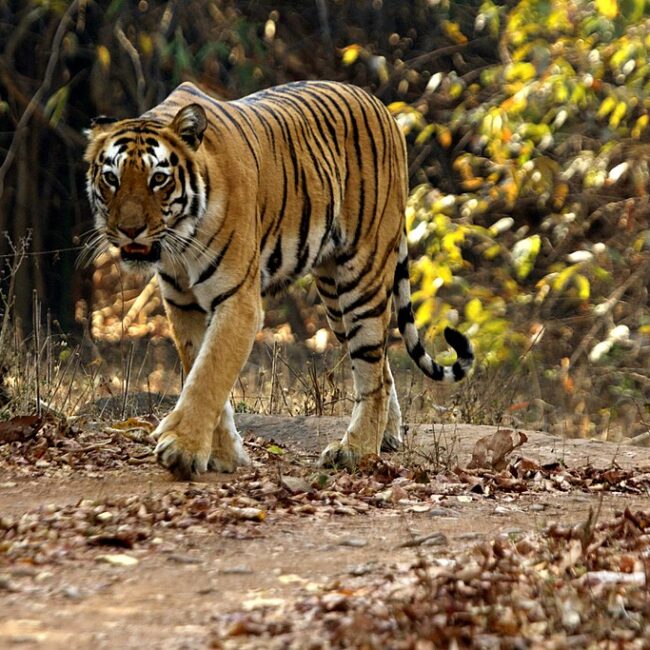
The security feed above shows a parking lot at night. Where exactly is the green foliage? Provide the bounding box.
[361,0,650,434]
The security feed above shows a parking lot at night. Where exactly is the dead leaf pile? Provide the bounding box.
[212,508,650,648]
[456,459,650,497]
[4,425,650,569]
[0,414,154,478]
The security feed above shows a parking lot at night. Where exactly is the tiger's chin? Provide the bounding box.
[119,241,162,270]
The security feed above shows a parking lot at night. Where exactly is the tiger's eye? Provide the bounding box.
[151,171,168,187]
[103,171,118,186]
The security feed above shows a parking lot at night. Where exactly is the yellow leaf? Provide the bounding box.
[597,96,617,119]
[97,45,111,70]
[415,301,434,328]
[596,0,618,19]
[442,20,467,44]
[341,44,362,66]
[465,298,484,323]
[437,126,452,148]
[574,274,590,301]
[609,101,627,128]
[415,124,436,146]
[139,33,154,57]
[553,265,577,292]
[387,101,408,114]
[503,62,536,82]
[632,114,649,139]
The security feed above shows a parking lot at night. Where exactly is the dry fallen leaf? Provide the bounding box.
[0,416,43,444]
[96,553,139,567]
[468,429,528,470]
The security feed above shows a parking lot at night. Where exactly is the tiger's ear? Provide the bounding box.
[84,116,119,160]
[84,116,119,141]
[90,116,119,128]
[171,104,207,150]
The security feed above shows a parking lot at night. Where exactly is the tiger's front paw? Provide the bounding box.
[208,429,251,473]
[319,441,363,470]
[153,410,212,481]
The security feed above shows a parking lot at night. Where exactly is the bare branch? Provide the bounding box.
[115,22,147,115]
[0,0,80,201]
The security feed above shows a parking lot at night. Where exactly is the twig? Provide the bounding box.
[121,343,135,420]
[315,0,334,61]
[405,37,491,69]
[0,0,80,200]
[115,22,146,115]
[569,264,648,369]
[32,290,41,416]
[121,275,158,330]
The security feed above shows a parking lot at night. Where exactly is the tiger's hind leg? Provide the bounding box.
[313,264,348,346]
[316,262,403,456]
[381,359,403,452]
[318,253,395,469]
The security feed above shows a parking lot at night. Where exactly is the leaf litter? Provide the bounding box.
[210,507,650,648]
[2,417,650,645]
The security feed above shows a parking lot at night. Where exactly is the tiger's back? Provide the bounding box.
[85,80,472,479]
[146,80,408,297]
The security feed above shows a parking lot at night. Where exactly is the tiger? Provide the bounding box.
[84,80,474,480]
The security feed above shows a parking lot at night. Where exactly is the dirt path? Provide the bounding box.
[1,416,650,649]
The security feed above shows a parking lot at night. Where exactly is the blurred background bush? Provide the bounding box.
[0,0,648,438]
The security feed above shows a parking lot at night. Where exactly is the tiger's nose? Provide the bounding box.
[118,224,146,240]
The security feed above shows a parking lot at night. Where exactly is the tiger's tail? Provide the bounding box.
[393,233,474,382]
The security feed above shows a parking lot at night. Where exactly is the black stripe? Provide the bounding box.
[266,236,283,278]
[350,291,390,323]
[293,168,312,276]
[325,305,342,320]
[341,280,384,316]
[409,341,427,362]
[158,271,183,292]
[349,342,384,363]
[337,245,378,295]
[181,85,261,174]
[345,324,362,340]
[209,258,257,312]
[166,298,206,313]
[297,88,343,159]
[265,90,338,183]
[245,104,277,157]
[189,196,200,217]
[346,87,381,235]
[111,126,164,138]
[203,167,211,205]
[193,231,234,286]
[317,284,338,300]
[393,257,409,295]
[186,159,198,194]
[335,128,364,265]
[397,305,415,332]
[168,212,190,230]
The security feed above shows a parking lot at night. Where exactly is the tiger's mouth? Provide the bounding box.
[120,241,162,263]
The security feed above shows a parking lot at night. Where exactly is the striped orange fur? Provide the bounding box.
[85,81,473,479]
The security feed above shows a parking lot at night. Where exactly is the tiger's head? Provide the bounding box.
[84,104,208,270]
